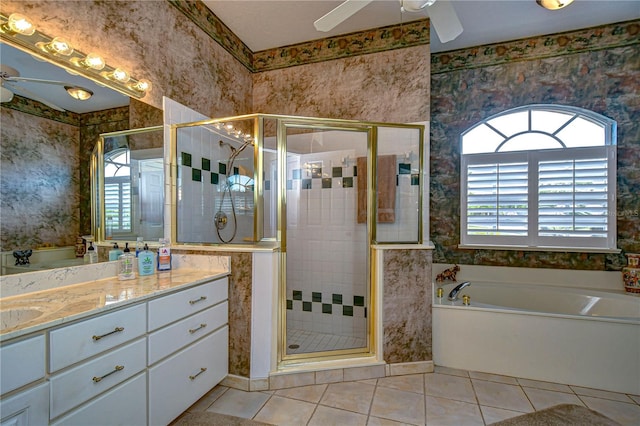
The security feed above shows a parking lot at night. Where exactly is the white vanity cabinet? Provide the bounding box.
[0,335,48,426]
[47,304,148,423]
[147,278,229,425]
[0,274,229,426]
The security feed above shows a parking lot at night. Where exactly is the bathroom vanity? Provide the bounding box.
[0,265,229,426]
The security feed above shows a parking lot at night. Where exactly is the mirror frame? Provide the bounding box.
[92,125,164,243]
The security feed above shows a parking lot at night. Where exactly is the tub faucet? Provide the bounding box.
[448,281,471,301]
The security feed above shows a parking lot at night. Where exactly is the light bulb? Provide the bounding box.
[37,37,73,56]
[131,78,151,92]
[6,13,35,36]
[83,53,106,70]
[111,68,130,83]
[49,37,73,55]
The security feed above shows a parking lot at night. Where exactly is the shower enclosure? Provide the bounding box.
[171,114,425,364]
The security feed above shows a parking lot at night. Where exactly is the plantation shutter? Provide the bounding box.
[105,179,132,232]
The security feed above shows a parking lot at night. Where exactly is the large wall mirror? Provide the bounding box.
[92,126,164,244]
[0,41,162,275]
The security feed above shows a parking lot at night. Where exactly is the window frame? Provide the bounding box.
[459,104,618,252]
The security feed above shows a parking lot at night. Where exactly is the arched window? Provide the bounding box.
[460,104,617,251]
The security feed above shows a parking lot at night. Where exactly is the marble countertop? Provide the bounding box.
[0,269,229,342]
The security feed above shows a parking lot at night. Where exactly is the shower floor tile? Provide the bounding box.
[286,328,366,354]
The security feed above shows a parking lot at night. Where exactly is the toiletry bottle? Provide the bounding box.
[138,244,155,276]
[84,242,98,264]
[123,242,131,253]
[108,242,123,261]
[118,251,136,280]
[135,237,144,257]
[157,238,172,271]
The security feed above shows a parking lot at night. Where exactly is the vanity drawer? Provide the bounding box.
[50,372,146,426]
[147,277,228,331]
[148,301,228,365]
[148,326,228,426]
[49,337,146,419]
[49,303,146,372]
[0,334,45,395]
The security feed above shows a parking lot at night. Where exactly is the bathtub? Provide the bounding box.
[433,281,640,395]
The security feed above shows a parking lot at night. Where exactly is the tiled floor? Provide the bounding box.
[182,366,640,425]
[286,329,366,354]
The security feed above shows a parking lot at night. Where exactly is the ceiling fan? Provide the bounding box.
[314,0,463,43]
[1,64,93,111]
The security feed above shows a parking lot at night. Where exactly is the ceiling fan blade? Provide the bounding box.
[1,86,14,103]
[427,0,463,43]
[314,0,374,32]
[4,76,71,87]
[5,82,65,111]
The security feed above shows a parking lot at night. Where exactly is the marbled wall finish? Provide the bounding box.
[382,249,432,364]
[173,249,252,377]
[252,45,430,123]
[1,0,253,118]
[0,108,79,251]
[430,21,640,271]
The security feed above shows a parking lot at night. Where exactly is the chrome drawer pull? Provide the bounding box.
[189,323,207,334]
[189,296,207,305]
[92,365,124,383]
[92,327,125,341]
[189,367,207,381]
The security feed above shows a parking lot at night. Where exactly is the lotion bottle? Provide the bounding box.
[84,242,97,264]
[138,243,155,276]
[157,238,172,271]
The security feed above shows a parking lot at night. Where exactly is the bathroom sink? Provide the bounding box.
[0,308,44,331]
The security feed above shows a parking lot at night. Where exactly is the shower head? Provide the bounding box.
[219,140,237,154]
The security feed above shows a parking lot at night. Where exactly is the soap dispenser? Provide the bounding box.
[138,244,155,276]
[108,242,123,261]
[84,241,98,264]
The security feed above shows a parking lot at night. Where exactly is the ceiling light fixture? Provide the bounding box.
[536,0,574,10]
[0,12,152,99]
[65,85,93,100]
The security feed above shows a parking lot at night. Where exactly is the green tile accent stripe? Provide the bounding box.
[170,0,429,72]
[432,20,640,74]
[287,290,366,317]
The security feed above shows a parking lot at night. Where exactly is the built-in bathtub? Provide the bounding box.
[432,266,640,395]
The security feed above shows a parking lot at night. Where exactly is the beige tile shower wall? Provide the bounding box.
[252,45,430,123]
[1,1,253,118]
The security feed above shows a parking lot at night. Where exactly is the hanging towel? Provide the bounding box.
[357,155,396,224]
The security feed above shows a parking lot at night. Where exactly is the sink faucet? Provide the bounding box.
[448,281,471,301]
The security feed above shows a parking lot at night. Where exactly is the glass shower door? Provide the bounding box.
[283,124,371,358]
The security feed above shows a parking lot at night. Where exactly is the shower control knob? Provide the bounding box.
[214,211,228,230]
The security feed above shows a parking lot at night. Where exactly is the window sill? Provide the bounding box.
[457,244,621,254]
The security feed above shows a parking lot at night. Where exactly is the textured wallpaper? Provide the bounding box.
[252,45,430,123]
[0,109,80,251]
[430,21,640,271]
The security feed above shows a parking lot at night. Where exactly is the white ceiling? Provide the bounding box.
[203,0,640,53]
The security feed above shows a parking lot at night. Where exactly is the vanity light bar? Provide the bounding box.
[0,13,151,99]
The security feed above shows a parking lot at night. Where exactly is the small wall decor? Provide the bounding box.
[436,264,460,283]
[622,253,640,293]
